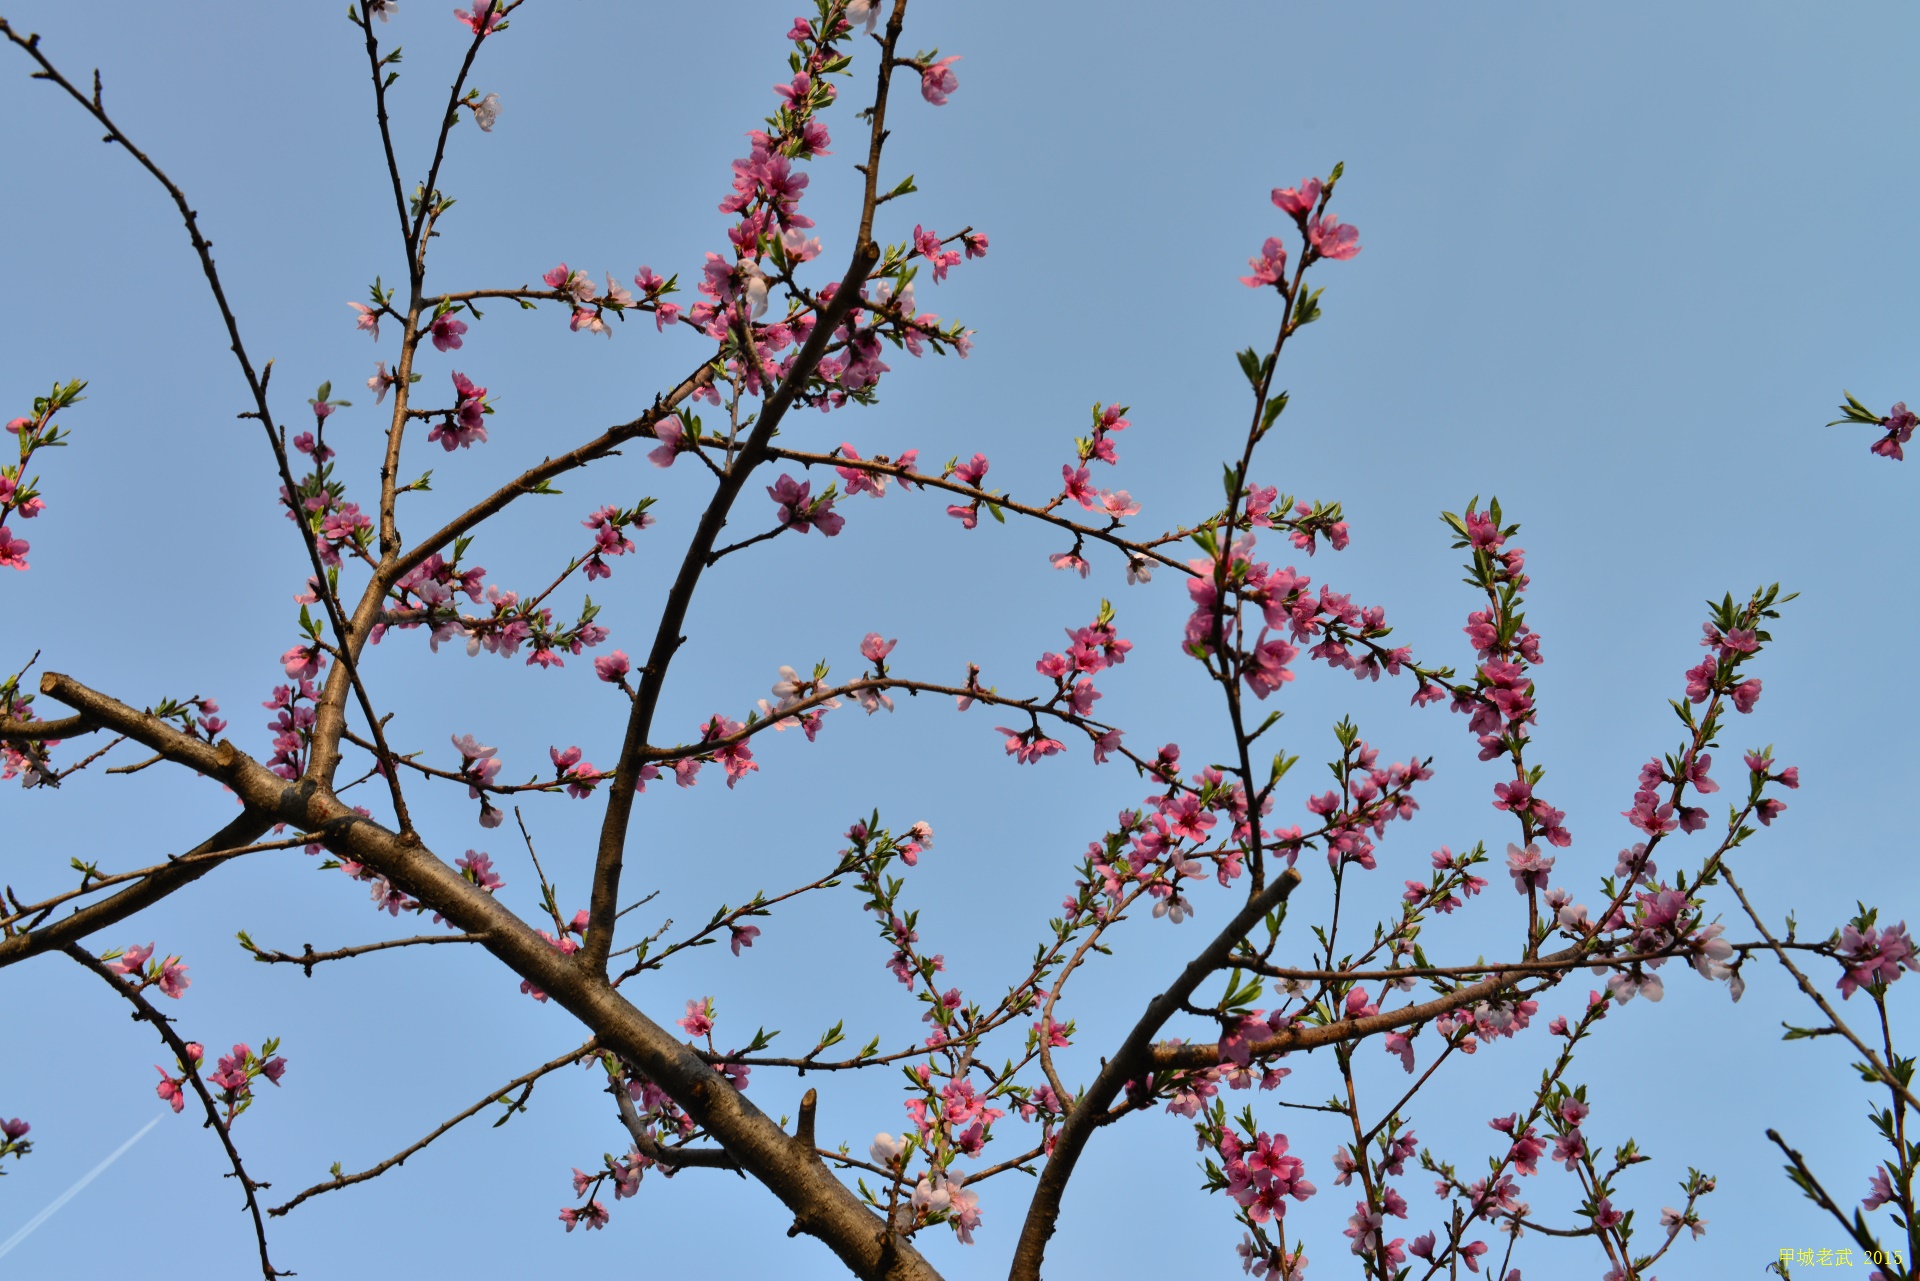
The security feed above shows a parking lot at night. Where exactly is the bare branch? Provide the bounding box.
[271,1038,597,1216]
[246,932,487,976]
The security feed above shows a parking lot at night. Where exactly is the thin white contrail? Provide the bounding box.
[0,1115,164,1259]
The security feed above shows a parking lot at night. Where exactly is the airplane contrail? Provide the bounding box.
[0,1114,164,1260]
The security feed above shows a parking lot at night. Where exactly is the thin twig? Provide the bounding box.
[66,944,286,1278]
[270,1039,596,1216]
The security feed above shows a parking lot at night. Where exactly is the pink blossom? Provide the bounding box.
[367,362,396,403]
[996,726,1065,765]
[920,55,961,106]
[1505,842,1554,893]
[430,371,489,451]
[1271,178,1322,216]
[454,0,502,36]
[108,942,156,976]
[1241,236,1289,289]
[1307,215,1361,260]
[594,650,630,683]
[729,924,760,956]
[767,474,844,536]
[649,418,685,468]
[429,315,468,351]
[156,956,191,999]
[281,645,323,681]
[1061,464,1097,510]
[1837,922,1918,998]
[1050,550,1090,577]
[860,633,897,664]
[348,301,380,341]
[677,999,713,1039]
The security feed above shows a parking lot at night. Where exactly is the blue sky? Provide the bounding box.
[2,2,1916,1276]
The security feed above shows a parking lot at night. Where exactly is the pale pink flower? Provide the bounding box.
[367,361,396,404]
[348,301,381,341]
[156,955,191,999]
[920,56,960,106]
[454,0,502,35]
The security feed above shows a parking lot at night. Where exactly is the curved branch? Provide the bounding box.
[271,1038,596,1216]
[67,944,286,1278]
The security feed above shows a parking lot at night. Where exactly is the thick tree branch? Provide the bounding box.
[0,711,99,741]
[1007,868,1303,1281]
[0,808,275,968]
[34,669,942,1281]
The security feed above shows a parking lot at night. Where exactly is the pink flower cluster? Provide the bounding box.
[767,473,845,536]
[1184,536,1407,702]
[1871,401,1915,461]
[1836,920,1918,999]
[1303,738,1433,873]
[2,381,80,572]
[1221,1128,1316,1224]
[1440,505,1572,846]
[427,371,489,451]
[0,1115,29,1167]
[107,942,192,999]
[519,911,589,1002]
[580,500,653,581]
[1241,171,1361,291]
[944,452,994,528]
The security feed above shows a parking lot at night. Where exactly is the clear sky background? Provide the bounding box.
[2,2,1915,1277]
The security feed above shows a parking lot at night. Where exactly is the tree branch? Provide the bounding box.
[67,944,286,1278]
[271,1038,596,1216]
[1007,867,1303,1281]
[34,668,943,1280]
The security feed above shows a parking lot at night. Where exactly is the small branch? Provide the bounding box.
[0,806,277,969]
[247,933,486,976]
[1,833,312,934]
[1767,1128,1893,1267]
[271,1038,596,1216]
[608,1064,740,1171]
[66,944,287,1278]
[1725,866,1920,1114]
